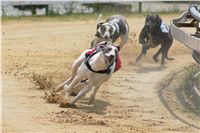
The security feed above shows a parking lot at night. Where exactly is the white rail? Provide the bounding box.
[170,22,200,52]
[170,10,200,52]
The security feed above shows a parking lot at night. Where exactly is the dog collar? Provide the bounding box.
[84,50,114,75]
[160,22,170,33]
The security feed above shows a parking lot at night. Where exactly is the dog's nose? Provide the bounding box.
[105,36,109,40]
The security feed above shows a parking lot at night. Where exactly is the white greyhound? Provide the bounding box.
[55,41,119,108]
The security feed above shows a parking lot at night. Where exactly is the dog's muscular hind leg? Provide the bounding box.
[166,46,174,60]
[166,36,174,60]
[161,48,167,65]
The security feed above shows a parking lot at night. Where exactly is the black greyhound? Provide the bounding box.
[135,15,174,65]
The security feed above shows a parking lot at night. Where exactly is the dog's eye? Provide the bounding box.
[107,48,112,51]
[103,47,112,53]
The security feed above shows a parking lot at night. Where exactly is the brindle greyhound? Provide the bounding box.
[91,15,129,50]
[135,14,174,65]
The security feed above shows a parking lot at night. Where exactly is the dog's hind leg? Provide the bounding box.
[161,46,168,65]
[160,43,174,65]
[165,47,174,60]
[166,36,174,60]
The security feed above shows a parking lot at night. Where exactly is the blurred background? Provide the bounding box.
[1,0,199,17]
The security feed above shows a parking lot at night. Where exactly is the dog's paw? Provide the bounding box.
[59,102,77,108]
[69,92,78,96]
[55,86,63,93]
[64,84,69,89]
[88,100,94,105]
[134,60,143,67]
[167,57,174,60]
[160,61,165,66]
[88,95,95,105]
[153,56,159,63]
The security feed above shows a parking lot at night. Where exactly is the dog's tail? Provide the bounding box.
[90,14,103,47]
[97,14,102,24]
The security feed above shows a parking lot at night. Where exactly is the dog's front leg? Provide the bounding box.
[91,37,104,48]
[64,75,82,94]
[135,47,145,63]
[138,26,148,55]
[88,85,100,105]
[55,77,73,92]
[59,76,83,107]
[153,47,162,62]
[69,84,92,105]
[59,85,91,108]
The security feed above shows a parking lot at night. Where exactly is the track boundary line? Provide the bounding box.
[158,69,200,130]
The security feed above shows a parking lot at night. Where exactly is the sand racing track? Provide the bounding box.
[2,15,200,133]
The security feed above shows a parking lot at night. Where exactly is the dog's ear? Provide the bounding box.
[95,23,104,37]
[116,46,121,52]
[97,22,104,30]
[156,15,162,26]
[95,31,101,38]
[146,14,150,20]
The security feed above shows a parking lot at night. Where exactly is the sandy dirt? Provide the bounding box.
[2,15,200,133]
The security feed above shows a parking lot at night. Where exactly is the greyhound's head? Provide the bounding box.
[145,15,162,30]
[101,42,118,65]
[95,22,117,41]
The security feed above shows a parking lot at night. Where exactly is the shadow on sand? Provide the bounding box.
[158,72,200,130]
[77,98,110,115]
[135,65,167,73]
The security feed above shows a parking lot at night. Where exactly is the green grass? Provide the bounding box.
[184,65,200,87]
[2,13,98,22]
[1,12,182,22]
